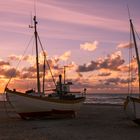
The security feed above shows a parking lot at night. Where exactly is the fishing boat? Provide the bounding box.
[5,15,85,119]
[124,17,140,123]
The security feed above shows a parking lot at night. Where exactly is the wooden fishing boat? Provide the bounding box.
[5,15,85,119]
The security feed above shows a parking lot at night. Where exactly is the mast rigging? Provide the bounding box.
[130,19,140,96]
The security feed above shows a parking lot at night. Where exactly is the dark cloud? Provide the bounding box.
[0,60,10,66]
[8,55,33,62]
[104,78,121,85]
[0,59,19,78]
[77,61,98,72]
[23,66,36,73]
[77,51,125,72]
[0,68,20,78]
[4,68,19,78]
[101,77,136,86]
[98,72,111,77]
[20,72,36,79]
[101,55,124,70]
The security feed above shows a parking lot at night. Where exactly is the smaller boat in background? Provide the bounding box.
[124,17,140,123]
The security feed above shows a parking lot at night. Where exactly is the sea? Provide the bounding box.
[0,93,139,105]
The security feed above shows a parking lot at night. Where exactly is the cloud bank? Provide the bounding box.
[77,51,125,72]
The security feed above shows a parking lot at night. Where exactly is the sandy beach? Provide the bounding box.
[0,102,140,140]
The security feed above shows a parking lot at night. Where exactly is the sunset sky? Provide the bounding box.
[0,0,140,93]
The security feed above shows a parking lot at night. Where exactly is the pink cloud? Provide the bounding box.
[80,41,98,51]
[117,42,133,49]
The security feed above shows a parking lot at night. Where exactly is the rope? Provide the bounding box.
[134,26,140,41]
[131,21,140,95]
[5,35,34,89]
[37,35,57,88]
[128,21,140,95]
[4,36,34,118]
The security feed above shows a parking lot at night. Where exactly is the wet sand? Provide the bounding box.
[0,101,140,140]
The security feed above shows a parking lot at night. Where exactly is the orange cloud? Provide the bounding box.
[1,49,138,93]
[59,51,71,61]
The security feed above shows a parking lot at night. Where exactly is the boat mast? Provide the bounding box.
[42,53,46,93]
[33,16,41,93]
[130,19,140,96]
[64,66,66,84]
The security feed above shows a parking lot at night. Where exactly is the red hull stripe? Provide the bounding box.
[18,110,75,118]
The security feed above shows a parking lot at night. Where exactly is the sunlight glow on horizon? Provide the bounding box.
[0,0,140,93]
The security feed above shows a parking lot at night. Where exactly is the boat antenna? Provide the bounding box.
[126,4,131,20]
[29,12,33,28]
[34,0,37,16]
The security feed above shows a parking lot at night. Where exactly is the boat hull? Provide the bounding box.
[6,89,85,119]
[124,96,140,123]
